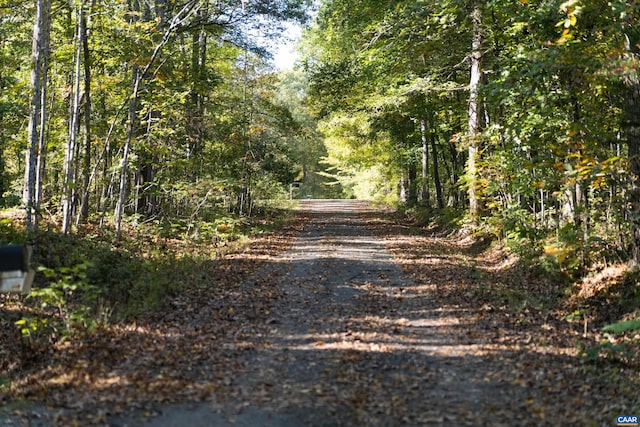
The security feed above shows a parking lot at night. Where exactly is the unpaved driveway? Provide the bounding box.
[135,200,524,426]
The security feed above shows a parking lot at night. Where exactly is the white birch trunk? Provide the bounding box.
[34,0,51,232]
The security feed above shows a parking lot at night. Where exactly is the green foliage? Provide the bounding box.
[583,318,639,363]
[85,251,140,307]
[301,0,640,287]
[399,205,464,232]
[0,217,24,243]
[583,340,631,362]
[31,263,99,331]
[17,263,100,342]
[14,317,52,342]
[602,319,640,334]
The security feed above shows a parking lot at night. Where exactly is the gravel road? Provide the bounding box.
[135,200,510,426]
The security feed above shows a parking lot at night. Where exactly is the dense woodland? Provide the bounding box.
[1,0,332,240]
[1,0,640,269]
[1,0,640,362]
[302,0,640,276]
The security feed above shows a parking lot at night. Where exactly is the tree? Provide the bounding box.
[23,0,50,229]
[0,0,310,241]
[613,1,640,266]
[61,0,85,233]
[466,1,482,221]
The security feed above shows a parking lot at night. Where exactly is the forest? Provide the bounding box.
[1,0,640,424]
[1,0,640,278]
[1,0,638,273]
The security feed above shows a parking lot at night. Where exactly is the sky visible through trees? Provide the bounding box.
[272,22,303,70]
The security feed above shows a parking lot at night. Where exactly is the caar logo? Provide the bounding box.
[617,416,639,426]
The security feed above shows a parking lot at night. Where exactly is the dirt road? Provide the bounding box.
[135,200,522,426]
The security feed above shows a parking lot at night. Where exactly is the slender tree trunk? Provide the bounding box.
[431,132,444,209]
[624,80,640,267]
[115,68,140,239]
[34,0,51,232]
[188,18,207,159]
[0,47,4,198]
[447,140,459,207]
[618,30,640,267]
[420,118,430,206]
[79,1,92,221]
[0,114,5,200]
[136,0,160,218]
[399,172,407,202]
[407,161,418,206]
[115,0,141,236]
[574,181,582,230]
[0,149,4,205]
[467,2,482,221]
[24,0,46,229]
[0,56,4,198]
[540,188,546,226]
[62,6,84,233]
[136,110,152,216]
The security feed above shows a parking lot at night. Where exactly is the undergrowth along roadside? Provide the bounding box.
[0,205,297,377]
[393,204,640,369]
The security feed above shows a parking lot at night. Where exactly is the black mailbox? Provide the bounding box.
[0,245,29,272]
[0,245,34,293]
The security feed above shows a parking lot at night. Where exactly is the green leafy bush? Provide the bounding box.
[86,250,139,307]
[19,263,99,340]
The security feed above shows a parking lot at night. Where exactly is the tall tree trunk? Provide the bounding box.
[0,55,4,199]
[407,160,418,206]
[0,121,5,201]
[136,110,154,217]
[623,37,640,267]
[420,118,430,206]
[79,1,93,222]
[625,76,640,269]
[136,1,160,217]
[467,2,482,221]
[115,0,141,238]
[24,0,47,229]
[115,68,140,240]
[447,140,459,207]
[628,139,640,267]
[62,6,84,233]
[188,14,207,160]
[34,0,51,232]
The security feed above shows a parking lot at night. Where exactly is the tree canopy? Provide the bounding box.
[0,0,334,238]
[1,0,640,273]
